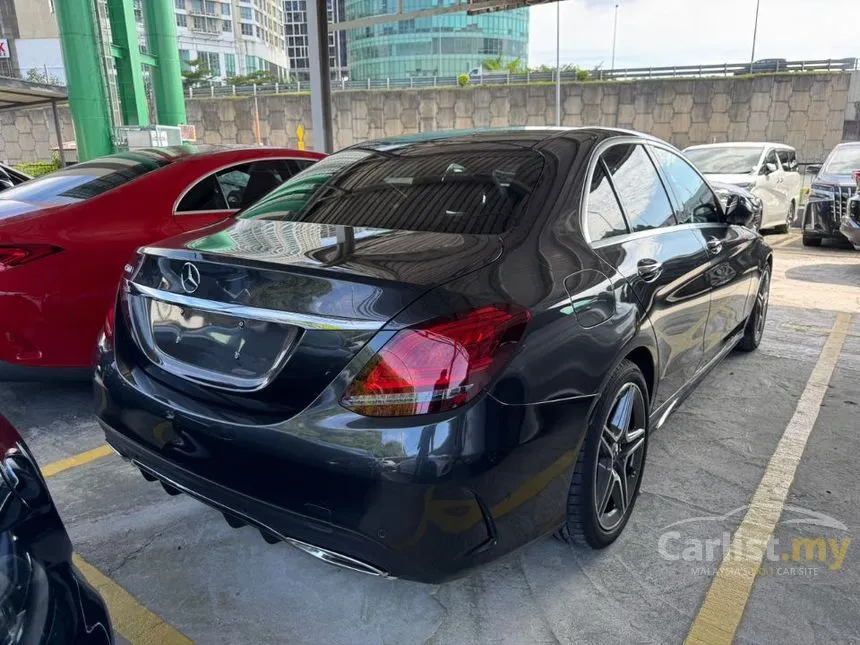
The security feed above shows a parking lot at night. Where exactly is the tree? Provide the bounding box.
[25,67,62,85]
[225,70,279,86]
[481,56,525,74]
[181,58,214,88]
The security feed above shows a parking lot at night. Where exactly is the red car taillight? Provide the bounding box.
[0,245,62,272]
[341,304,531,417]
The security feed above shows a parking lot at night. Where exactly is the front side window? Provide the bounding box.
[778,149,797,172]
[652,147,723,224]
[764,149,779,171]
[586,161,628,242]
[602,144,675,232]
[240,147,545,235]
[0,153,170,206]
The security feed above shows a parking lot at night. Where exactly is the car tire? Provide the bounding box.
[738,266,771,352]
[776,201,795,234]
[556,359,649,549]
[802,235,822,247]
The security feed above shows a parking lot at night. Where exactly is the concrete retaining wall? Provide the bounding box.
[1,72,857,164]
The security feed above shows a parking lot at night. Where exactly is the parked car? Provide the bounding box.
[95,128,771,583]
[844,187,860,250]
[0,145,324,380]
[0,413,113,643]
[734,58,789,75]
[0,162,30,192]
[683,142,800,232]
[802,142,860,247]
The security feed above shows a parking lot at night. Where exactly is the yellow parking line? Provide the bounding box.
[40,447,191,642]
[74,554,193,645]
[41,444,113,478]
[684,312,851,645]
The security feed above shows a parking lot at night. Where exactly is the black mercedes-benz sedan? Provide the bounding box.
[94,128,772,583]
[0,414,113,644]
[802,141,860,247]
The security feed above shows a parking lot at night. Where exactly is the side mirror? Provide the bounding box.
[724,193,756,227]
[806,164,821,175]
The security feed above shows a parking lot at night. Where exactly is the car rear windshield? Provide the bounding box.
[239,146,545,235]
[0,153,170,206]
[823,146,860,174]
[683,147,763,175]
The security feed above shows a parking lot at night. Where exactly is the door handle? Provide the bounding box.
[637,258,662,282]
[706,238,723,255]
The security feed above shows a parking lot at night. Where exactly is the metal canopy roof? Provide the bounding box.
[0,76,67,111]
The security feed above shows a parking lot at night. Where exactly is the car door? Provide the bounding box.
[173,158,315,232]
[756,148,787,228]
[585,142,712,410]
[777,148,801,221]
[650,145,757,365]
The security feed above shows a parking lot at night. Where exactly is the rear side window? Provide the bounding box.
[0,153,169,206]
[586,162,628,242]
[177,158,317,213]
[602,144,675,232]
[240,148,545,235]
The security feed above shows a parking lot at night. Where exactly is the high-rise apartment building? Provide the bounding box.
[284,0,347,82]
[345,3,528,81]
[174,0,289,81]
[0,0,65,83]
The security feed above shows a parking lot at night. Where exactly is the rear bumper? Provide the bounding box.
[95,359,593,583]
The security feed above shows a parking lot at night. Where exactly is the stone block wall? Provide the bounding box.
[1,72,856,164]
[184,72,856,163]
[0,103,73,165]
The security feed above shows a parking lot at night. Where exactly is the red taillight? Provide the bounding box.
[0,245,62,272]
[853,171,860,187]
[341,304,531,417]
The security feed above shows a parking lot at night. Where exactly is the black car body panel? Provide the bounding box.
[843,195,860,249]
[95,128,772,582]
[0,415,113,644]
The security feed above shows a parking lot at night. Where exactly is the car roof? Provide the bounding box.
[685,142,794,150]
[350,126,666,153]
[89,145,315,166]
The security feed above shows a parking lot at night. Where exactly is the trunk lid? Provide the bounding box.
[120,220,502,415]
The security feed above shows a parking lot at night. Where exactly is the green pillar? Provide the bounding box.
[54,0,113,161]
[145,0,187,125]
[108,0,149,125]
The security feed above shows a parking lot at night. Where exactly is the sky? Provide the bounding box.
[528,0,859,70]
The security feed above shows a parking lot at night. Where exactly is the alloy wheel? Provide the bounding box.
[754,270,771,343]
[786,203,794,231]
[593,383,647,532]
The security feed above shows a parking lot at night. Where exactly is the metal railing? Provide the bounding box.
[186,57,859,99]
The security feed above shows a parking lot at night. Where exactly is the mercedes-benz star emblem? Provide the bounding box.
[180,262,201,294]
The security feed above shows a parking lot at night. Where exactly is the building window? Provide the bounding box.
[176,13,187,27]
[241,22,253,35]
[240,6,252,19]
[201,51,221,77]
[225,53,235,76]
[190,0,203,12]
[179,49,192,70]
[192,15,205,29]
[221,1,231,15]
[205,0,217,15]
[174,0,185,9]
[222,19,232,31]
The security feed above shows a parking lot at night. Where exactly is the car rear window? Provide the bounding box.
[239,146,545,235]
[0,153,170,206]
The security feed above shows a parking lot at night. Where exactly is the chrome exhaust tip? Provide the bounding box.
[284,537,390,578]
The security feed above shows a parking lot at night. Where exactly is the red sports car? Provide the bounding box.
[0,145,324,379]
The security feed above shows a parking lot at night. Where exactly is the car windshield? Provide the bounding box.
[239,145,546,235]
[822,146,860,174]
[0,153,170,206]
[684,147,764,175]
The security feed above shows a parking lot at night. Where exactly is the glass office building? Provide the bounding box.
[345,1,528,80]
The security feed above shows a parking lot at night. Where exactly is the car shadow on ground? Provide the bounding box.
[785,264,860,287]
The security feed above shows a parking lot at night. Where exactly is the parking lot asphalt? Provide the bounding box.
[1,232,858,645]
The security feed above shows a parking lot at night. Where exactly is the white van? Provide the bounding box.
[683,142,801,232]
